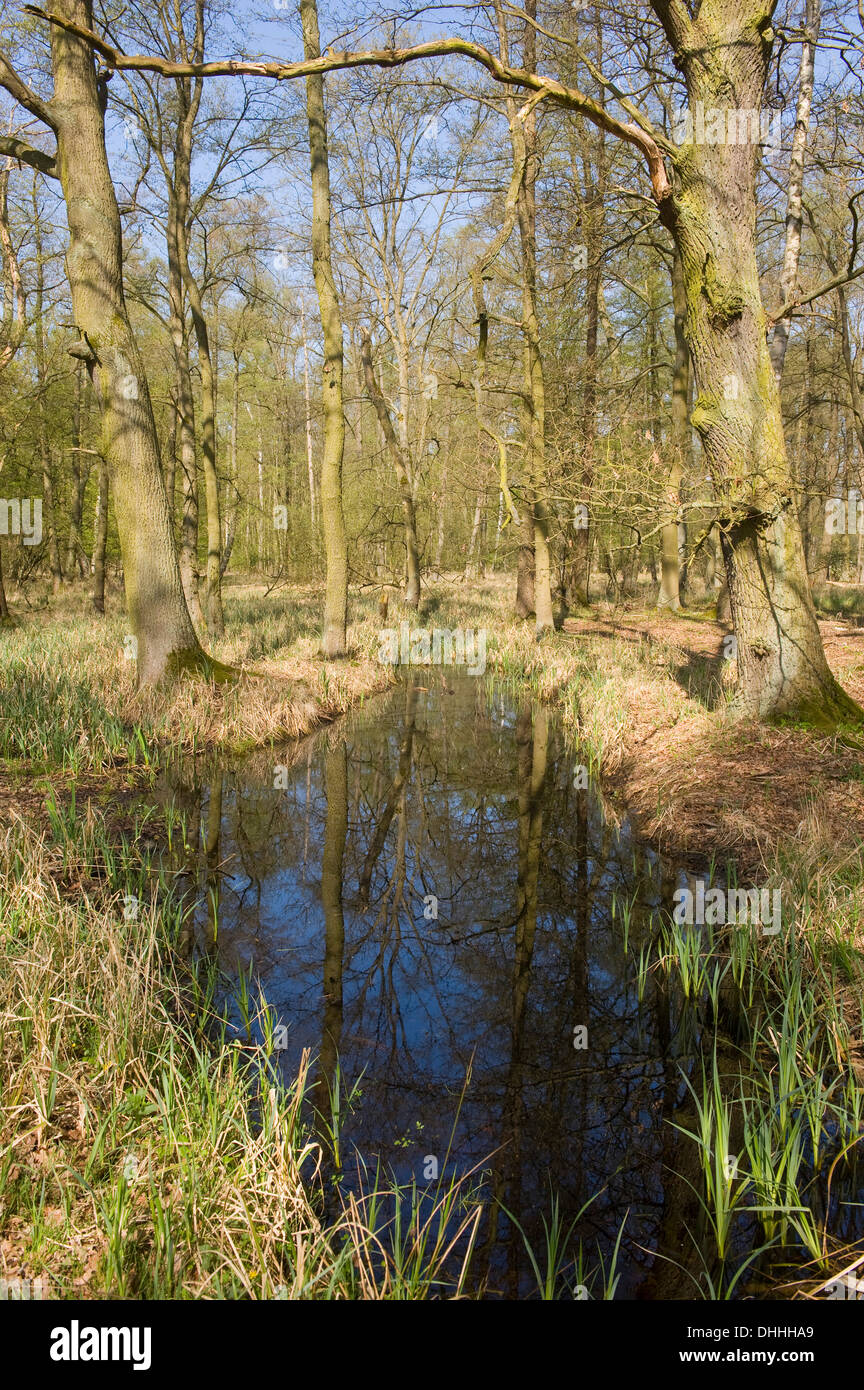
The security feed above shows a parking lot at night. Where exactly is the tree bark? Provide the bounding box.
[661,0,854,722]
[504,0,553,635]
[658,248,691,610]
[301,0,348,656]
[564,66,606,612]
[360,331,421,607]
[768,0,820,382]
[48,0,203,682]
[91,453,108,614]
[33,185,63,593]
[176,213,224,637]
[66,359,91,578]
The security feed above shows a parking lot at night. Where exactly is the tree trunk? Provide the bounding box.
[65,359,91,578]
[565,77,605,612]
[176,218,223,638]
[664,0,855,723]
[176,350,204,630]
[515,507,535,617]
[506,0,553,635]
[768,0,820,382]
[91,453,108,614]
[50,0,203,683]
[300,300,317,530]
[658,248,691,610]
[33,187,63,593]
[301,0,348,656]
[360,332,421,607]
[0,543,10,622]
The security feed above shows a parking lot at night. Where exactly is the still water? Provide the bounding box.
[153,674,859,1297]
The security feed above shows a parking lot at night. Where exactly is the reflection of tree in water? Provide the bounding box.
[163,676,727,1295]
[312,739,346,1168]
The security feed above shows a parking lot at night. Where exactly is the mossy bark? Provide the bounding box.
[661,0,859,724]
[658,248,690,611]
[51,0,202,684]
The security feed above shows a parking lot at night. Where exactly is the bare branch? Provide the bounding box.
[23,4,674,209]
[0,132,57,176]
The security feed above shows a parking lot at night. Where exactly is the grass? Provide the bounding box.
[0,578,395,771]
[0,808,511,1299]
[643,870,864,1295]
[0,806,629,1300]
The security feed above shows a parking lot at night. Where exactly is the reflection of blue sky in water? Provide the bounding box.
[160,675,864,1298]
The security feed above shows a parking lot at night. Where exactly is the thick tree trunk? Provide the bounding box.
[176,353,204,630]
[51,0,203,683]
[301,0,348,656]
[664,0,855,723]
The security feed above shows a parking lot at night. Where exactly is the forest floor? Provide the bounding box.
[3,569,863,959]
[3,572,863,873]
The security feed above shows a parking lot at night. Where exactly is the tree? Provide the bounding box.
[300,0,348,657]
[23,0,864,721]
[1,0,205,683]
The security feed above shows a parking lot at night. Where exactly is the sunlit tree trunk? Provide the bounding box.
[301,0,348,656]
[176,214,224,637]
[660,0,855,721]
[48,0,203,682]
[658,249,690,610]
[360,332,421,607]
[91,453,108,615]
[564,67,605,613]
[502,0,553,634]
[65,359,91,578]
[768,0,820,382]
[33,187,63,593]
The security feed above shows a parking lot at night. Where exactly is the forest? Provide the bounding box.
[0,0,864,1327]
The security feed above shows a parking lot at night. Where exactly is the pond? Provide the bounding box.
[151,672,863,1299]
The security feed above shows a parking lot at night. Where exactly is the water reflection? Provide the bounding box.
[157,675,831,1297]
